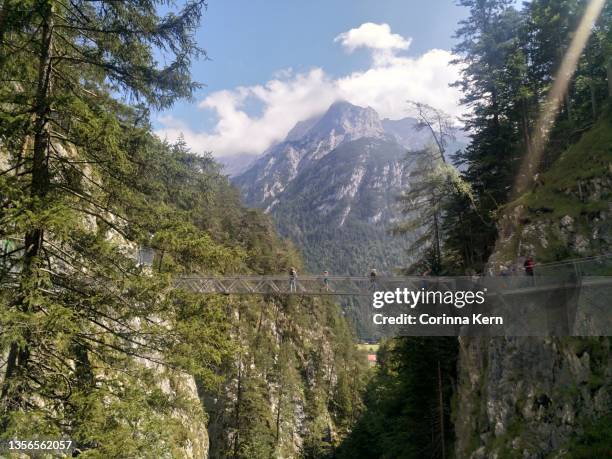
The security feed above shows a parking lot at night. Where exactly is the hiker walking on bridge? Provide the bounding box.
[524,256,535,276]
[369,268,378,291]
[323,271,330,292]
[289,267,298,293]
[524,256,535,286]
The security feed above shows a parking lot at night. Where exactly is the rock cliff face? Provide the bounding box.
[454,115,612,458]
[151,366,210,459]
[490,174,612,270]
[455,337,611,458]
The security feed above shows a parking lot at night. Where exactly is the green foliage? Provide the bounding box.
[492,110,612,263]
[0,2,244,435]
[559,414,612,458]
[0,2,366,456]
[513,109,612,218]
[440,0,612,274]
[203,294,368,459]
[336,338,458,459]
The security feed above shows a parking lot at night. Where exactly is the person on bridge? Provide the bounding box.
[524,256,535,276]
[369,269,378,291]
[524,256,535,286]
[323,271,330,292]
[289,267,298,293]
[420,268,431,289]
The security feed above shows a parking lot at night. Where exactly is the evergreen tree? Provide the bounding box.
[395,103,473,275]
[0,0,242,452]
[446,0,525,272]
[336,338,458,459]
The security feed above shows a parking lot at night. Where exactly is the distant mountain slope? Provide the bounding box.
[216,152,259,177]
[272,137,414,274]
[381,117,432,150]
[234,101,390,212]
[233,101,464,274]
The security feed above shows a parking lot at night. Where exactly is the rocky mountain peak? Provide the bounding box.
[234,100,469,219]
[304,100,385,143]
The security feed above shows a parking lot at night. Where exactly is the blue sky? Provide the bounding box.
[156,1,469,157]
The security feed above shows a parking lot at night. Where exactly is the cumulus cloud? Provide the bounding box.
[156,23,463,157]
[334,22,411,53]
[158,69,338,156]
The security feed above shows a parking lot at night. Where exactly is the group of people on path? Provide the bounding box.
[287,267,379,293]
[287,256,536,293]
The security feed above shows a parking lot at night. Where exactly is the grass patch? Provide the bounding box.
[505,112,612,221]
[356,344,379,352]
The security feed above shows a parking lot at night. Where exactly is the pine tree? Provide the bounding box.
[395,103,473,274]
[336,337,458,459]
[447,0,524,271]
[0,0,244,452]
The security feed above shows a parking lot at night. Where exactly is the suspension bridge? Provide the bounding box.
[173,273,612,296]
[174,253,612,296]
[2,241,611,297]
[2,249,611,335]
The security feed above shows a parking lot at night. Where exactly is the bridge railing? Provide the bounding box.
[174,275,463,296]
[533,253,612,278]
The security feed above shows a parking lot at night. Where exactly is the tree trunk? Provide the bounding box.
[432,197,442,274]
[0,1,11,60]
[589,77,597,120]
[275,381,283,443]
[25,0,53,274]
[564,90,573,123]
[233,309,243,459]
[437,360,446,459]
[233,359,242,459]
[607,57,612,99]
[1,1,53,419]
[521,98,532,157]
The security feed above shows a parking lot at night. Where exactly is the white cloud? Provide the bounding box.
[337,49,463,121]
[156,23,463,157]
[334,22,412,53]
[157,69,338,156]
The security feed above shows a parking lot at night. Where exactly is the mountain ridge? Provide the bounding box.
[233,101,465,274]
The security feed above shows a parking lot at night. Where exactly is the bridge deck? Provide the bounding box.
[174,275,612,296]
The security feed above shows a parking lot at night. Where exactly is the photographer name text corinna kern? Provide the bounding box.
[372,313,503,326]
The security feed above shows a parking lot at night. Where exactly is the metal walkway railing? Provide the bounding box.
[174,253,612,296]
[2,246,611,296]
[174,275,448,296]
[174,274,612,296]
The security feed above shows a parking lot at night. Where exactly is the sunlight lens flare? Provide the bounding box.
[514,0,607,197]
[493,0,607,266]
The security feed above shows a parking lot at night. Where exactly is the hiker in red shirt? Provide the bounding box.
[524,256,535,277]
